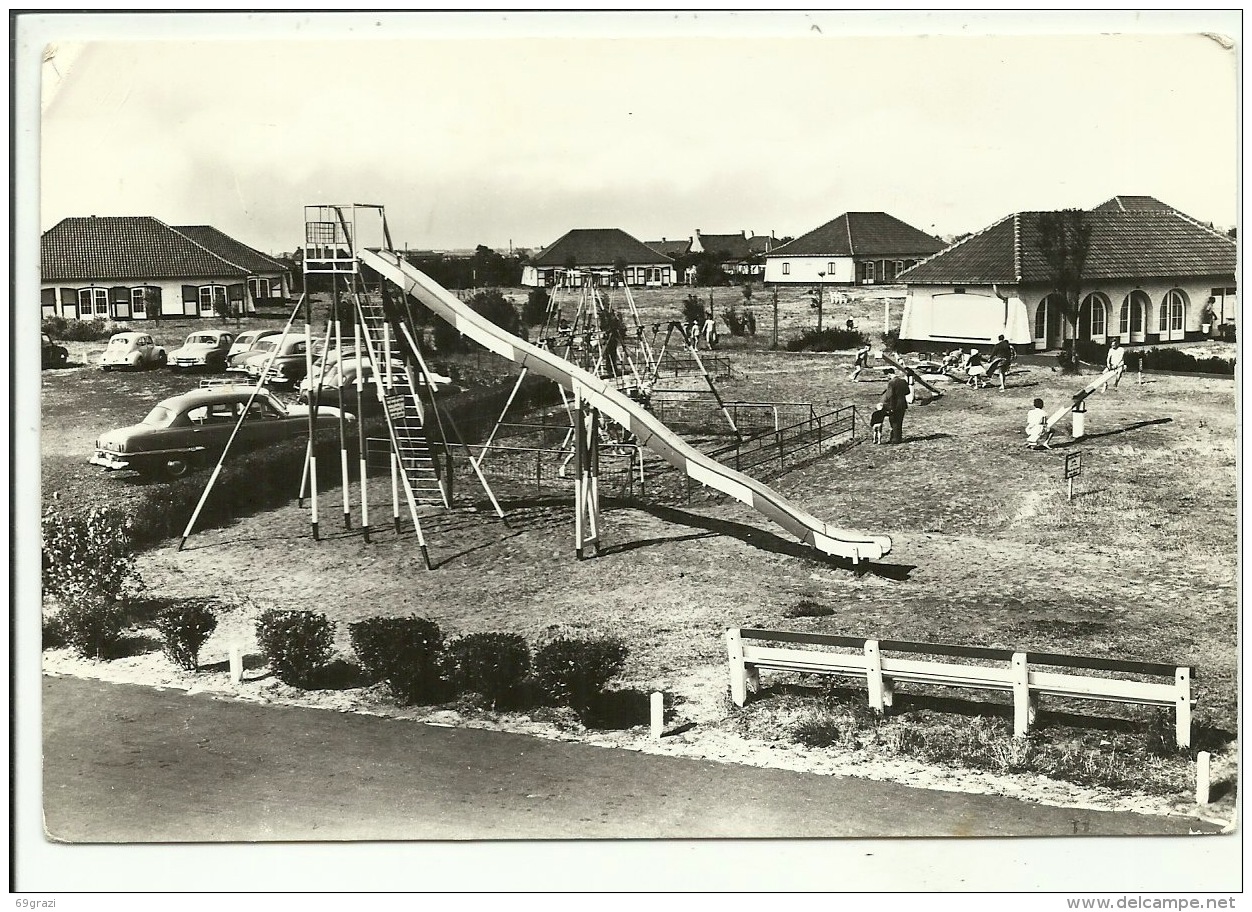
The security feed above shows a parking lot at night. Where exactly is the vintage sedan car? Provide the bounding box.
[168,330,235,371]
[89,386,354,479]
[42,333,68,369]
[225,328,282,371]
[241,334,311,386]
[99,331,167,371]
[297,356,451,404]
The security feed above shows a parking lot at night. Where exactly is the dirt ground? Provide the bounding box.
[40,283,1239,820]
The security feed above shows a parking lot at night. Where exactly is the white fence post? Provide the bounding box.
[727,629,750,706]
[650,692,665,740]
[1011,652,1036,738]
[228,644,243,685]
[1175,666,1192,749]
[1196,751,1211,805]
[865,639,891,714]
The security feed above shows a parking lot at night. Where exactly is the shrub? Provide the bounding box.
[722,306,749,337]
[53,599,127,660]
[255,609,335,688]
[680,294,706,326]
[154,601,218,671]
[784,599,835,619]
[786,328,867,352]
[42,614,64,650]
[446,632,531,709]
[1073,339,1109,365]
[792,713,843,748]
[53,317,121,342]
[42,507,142,659]
[1142,347,1235,376]
[532,636,628,714]
[348,615,445,704]
[432,318,470,354]
[523,286,551,327]
[880,328,900,352]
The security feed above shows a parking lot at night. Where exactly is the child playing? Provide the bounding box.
[849,340,872,381]
[965,349,988,388]
[1025,397,1052,449]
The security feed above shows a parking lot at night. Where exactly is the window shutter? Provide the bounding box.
[112,286,129,303]
[60,288,76,305]
[182,285,199,303]
[227,283,246,301]
[41,288,55,306]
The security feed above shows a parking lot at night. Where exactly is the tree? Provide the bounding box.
[1036,209,1092,371]
[523,286,551,327]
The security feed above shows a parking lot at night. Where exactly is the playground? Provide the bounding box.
[39,210,1237,817]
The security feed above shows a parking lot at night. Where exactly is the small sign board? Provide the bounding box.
[384,395,407,420]
[1064,452,1083,479]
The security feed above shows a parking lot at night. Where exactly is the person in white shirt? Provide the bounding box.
[1025,397,1051,449]
[1103,338,1127,391]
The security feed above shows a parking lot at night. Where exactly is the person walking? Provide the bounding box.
[879,369,913,444]
[988,334,1015,392]
[849,339,872,381]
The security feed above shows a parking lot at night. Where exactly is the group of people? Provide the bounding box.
[685,314,719,350]
[939,335,1016,391]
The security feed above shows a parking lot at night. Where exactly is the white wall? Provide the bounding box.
[902,277,1235,348]
[41,275,246,320]
[763,255,855,285]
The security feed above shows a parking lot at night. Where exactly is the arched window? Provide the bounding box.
[1160,289,1187,341]
[1080,292,1109,341]
[198,284,227,315]
[1120,290,1149,342]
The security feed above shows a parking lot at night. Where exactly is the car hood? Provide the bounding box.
[95,424,153,450]
[172,343,223,355]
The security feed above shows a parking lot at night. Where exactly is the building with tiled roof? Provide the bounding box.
[691,230,781,279]
[41,216,291,320]
[645,237,693,259]
[763,212,945,286]
[897,202,1236,351]
[522,228,674,288]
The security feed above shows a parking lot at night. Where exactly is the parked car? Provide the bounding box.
[241,334,311,386]
[89,386,354,479]
[41,333,68,369]
[99,331,167,371]
[168,330,235,371]
[297,356,451,404]
[225,328,283,371]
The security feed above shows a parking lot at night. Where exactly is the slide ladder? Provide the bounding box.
[356,294,448,506]
[359,248,891,563]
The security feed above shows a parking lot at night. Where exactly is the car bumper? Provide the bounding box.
[172,360,208,369]
[89,451,131,471]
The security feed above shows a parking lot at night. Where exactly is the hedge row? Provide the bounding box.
[785,327,867,352]
[1071,339,1235,376]
[258,610,627,719]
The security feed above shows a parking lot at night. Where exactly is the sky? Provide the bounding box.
[34,12,1240,257]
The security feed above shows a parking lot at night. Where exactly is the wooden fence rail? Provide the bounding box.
[726,628,1196,748]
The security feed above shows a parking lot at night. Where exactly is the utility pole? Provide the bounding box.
[816,271,826,333]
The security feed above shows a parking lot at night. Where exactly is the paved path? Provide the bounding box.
[43,676,1214,842]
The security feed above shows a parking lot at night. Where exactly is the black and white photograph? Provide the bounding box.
[12,9,1241,897]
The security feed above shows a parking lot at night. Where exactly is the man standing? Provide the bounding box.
[879,368,913,444]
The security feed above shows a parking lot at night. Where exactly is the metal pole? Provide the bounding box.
[306,278,321,540]
[178,294,307,550]
[772,285,779,350]
[354,305,371,542]
[574,393,586,559]
[332,298,350,530]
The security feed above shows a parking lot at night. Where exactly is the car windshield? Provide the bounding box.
[188,334,219,344]
[141,405,177,428]
[108,337,132,348]
[252,340,278,353]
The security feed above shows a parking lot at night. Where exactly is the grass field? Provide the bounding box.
[40,282,1238,806]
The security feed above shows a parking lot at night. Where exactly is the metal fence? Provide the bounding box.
[705,404,858,480]
[653,351,733,380]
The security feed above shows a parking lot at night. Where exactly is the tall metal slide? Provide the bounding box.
[359,248,892,564]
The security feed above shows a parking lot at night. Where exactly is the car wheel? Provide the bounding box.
[163,457,192,479]
[155,351,168,368]
[55,350,68,367]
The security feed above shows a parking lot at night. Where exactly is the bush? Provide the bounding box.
[255,609,336,688]
[53,599,127,660]
[880,328,900,352]
[681,293,706,326]
[532,636,628,714]
[722,306,749,337]
[1073,339,1109,365]
[523,286,551,327]
[348,615,445,704]
[154,601,218,671]
[784,599,835,619]
[785,328,867,352]
[468,288,522,337]
[1142,347,1235,376]
[432,318,470,354]
[42,614,64,650]
[45,316,121,342]
[42,507,142,659]
[446,632,531,709]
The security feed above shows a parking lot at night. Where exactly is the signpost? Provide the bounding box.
[1065,451,1083,501]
